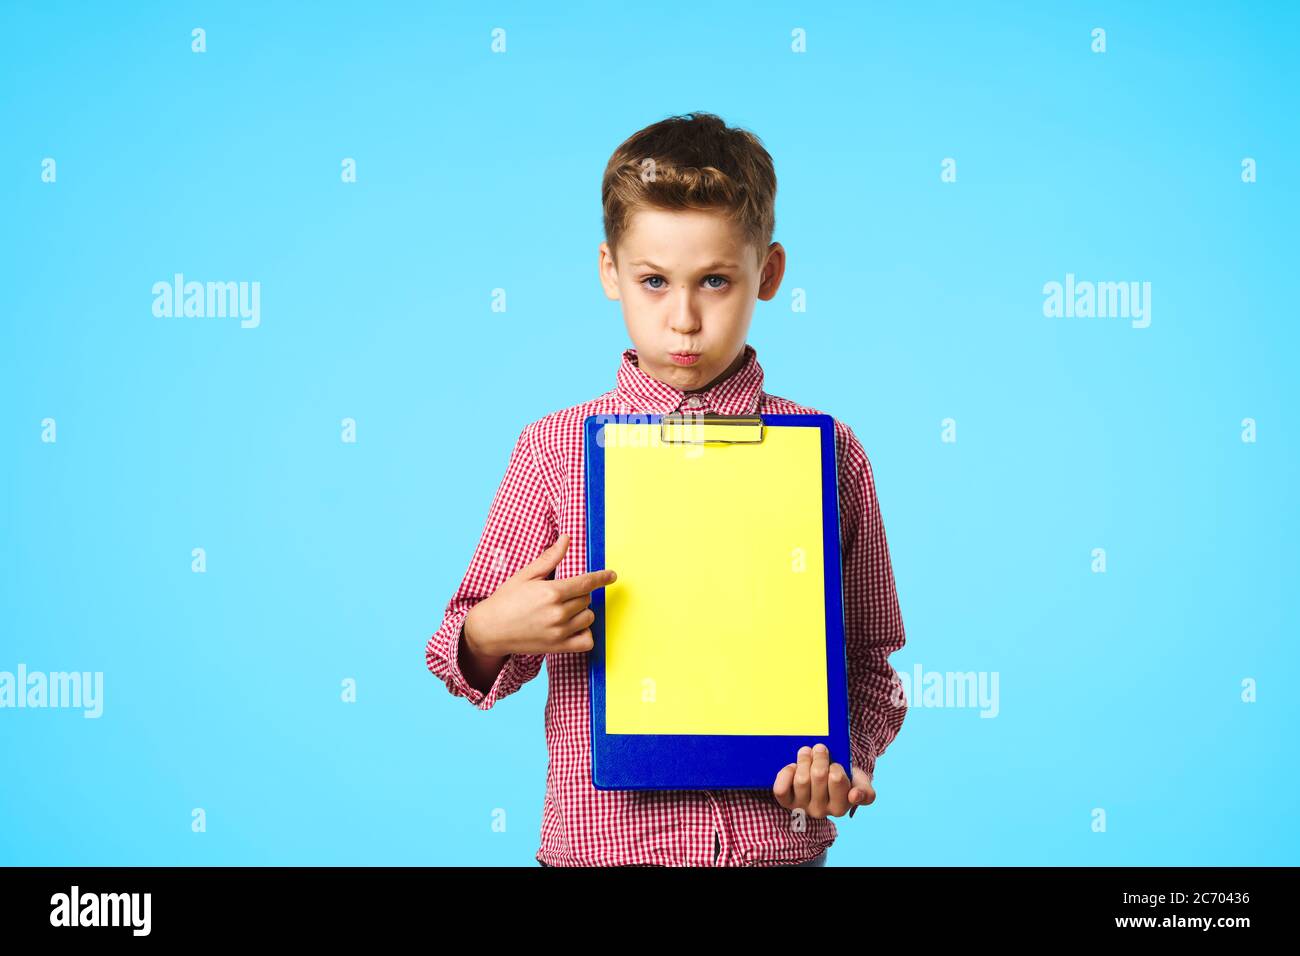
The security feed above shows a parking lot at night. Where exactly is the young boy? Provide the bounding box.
[425,111,907,867]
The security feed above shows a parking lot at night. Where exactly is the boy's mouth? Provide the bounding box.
[669,352,700,366]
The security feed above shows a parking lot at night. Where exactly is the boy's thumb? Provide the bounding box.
[524,533,571,577]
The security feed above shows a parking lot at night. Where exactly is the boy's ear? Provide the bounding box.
[756,241,786,301]
[597,241,622,301]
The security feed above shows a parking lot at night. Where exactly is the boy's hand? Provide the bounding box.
[463,534,616,658]
[772,744,875,819]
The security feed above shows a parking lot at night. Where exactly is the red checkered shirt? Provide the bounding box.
[425,343,908,866]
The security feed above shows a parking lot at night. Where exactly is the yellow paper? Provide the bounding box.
[602,422,829,736]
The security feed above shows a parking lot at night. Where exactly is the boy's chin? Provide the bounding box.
[648,360,710,387]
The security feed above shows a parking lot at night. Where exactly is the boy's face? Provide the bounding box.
[598,207,785,394]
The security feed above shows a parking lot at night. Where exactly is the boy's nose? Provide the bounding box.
[669,295,703,334]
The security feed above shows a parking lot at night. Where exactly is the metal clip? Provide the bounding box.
[659,413,765,444]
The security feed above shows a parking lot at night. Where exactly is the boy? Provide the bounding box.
[426,111,907,867]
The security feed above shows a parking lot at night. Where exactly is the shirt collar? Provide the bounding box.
[614,343,764,415]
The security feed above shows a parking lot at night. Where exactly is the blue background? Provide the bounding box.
[1,0,1295,865]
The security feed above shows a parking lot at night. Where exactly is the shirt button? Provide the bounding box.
[682,396,704,411]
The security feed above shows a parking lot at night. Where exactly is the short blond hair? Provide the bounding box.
[601,111,777,266]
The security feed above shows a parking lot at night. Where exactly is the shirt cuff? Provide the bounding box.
[428,606,516,711]
[849,722,876,779]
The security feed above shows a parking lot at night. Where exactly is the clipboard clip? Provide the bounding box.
[659,413,765,444]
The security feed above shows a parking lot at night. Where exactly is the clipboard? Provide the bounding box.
[583,411,851,790]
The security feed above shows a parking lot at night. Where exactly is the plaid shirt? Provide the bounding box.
[425,343,908,866]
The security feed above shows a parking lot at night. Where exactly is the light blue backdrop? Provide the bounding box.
[2,1,1295,865]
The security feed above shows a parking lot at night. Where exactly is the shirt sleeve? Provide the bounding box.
[836,421,908,785]
[425,420,557,710]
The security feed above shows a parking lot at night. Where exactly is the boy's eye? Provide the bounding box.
[640,275,730,291]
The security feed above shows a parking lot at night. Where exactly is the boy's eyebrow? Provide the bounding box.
[629,259,740,272]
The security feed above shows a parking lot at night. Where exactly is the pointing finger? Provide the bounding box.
[554,568,617,600]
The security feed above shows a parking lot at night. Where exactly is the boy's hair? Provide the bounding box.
[601,111,776,268]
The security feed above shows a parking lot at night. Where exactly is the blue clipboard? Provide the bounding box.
[583,412,851,790]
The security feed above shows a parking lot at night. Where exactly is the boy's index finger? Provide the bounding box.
[554,568,617,599]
